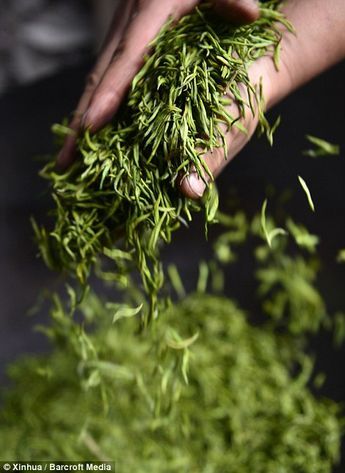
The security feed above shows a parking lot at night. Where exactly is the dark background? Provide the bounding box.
[0,57,344,467]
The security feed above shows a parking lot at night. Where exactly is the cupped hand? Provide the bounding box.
[57,0,259,169]
[179,56,274,199]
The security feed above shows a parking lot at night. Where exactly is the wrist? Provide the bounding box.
[251,0,345,111]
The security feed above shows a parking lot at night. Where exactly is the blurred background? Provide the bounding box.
[0,0,119,94]
[0,0,121,375]
[0,0,344,468]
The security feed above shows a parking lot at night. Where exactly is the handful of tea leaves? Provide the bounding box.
[35,1,291,321]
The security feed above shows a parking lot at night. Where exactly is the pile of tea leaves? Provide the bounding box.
[0,214,343,472]
[34,1,291,322]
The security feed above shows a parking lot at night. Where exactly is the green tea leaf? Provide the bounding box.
[112,304,143,323]
[286,218,319,253]
[166,331,199,350]
[304,135,340,157]
[298,175,315,212]
[167,264,186,298]
[204,183,219,223]
[261,199,287,247]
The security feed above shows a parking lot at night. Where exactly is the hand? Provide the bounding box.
[58,0,345,200]
[181,0,345,198]
[57,0,259,168]
[179,58,270,199]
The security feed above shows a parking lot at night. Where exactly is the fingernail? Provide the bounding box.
[186,173,206,198]
[82,108,93,130]
[82,104,102,131]
[82,93,114,131]
[57,135,76,169]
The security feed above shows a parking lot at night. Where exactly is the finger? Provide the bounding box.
[83,0,198,132]
[179,106,258,200]
[213,0,260,25]
[179,147,226,200]
[57,0,137,168]
[179,57,270,200]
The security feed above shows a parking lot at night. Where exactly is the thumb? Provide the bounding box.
[178,146,226,200]
[179,107,259,199]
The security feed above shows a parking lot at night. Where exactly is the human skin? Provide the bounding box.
[57,0,345,199]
